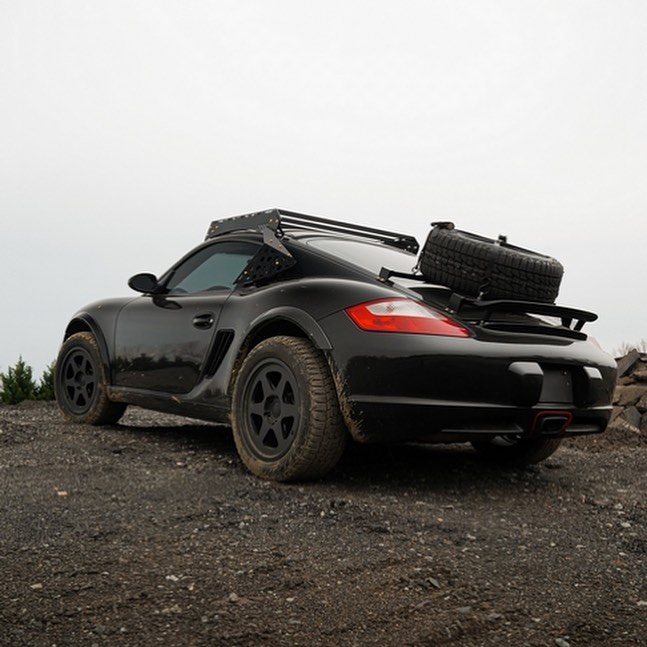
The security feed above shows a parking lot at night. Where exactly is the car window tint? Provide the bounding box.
[166,242,259,294]
[306,238,417,274]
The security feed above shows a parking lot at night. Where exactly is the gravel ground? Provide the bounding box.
[1,402,646,647]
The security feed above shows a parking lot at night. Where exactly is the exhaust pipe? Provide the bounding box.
[532,411,573,435]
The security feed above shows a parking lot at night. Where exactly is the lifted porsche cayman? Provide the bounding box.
[55,209,616,481]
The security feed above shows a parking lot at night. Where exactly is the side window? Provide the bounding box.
[166,242,259,295]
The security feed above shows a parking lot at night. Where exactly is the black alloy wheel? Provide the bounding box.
[59,345,97,413]
[242,358,301,461]
[55,332,126,425]
[232,336,348,481]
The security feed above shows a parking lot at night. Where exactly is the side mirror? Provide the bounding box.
[128,273,160,294]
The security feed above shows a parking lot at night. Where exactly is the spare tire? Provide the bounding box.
[418,223,564,303]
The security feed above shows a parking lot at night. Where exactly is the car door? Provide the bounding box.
[113,240,259,394]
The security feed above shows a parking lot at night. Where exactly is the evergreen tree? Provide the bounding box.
[0,357,37,404]
[35,361,56,401]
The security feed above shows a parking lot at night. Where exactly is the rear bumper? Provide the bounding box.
[346,396,611,443]
[320,310,617,444]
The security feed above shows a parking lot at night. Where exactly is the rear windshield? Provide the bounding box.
[306,238,418,275]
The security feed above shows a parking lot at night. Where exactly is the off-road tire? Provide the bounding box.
[419,225,564,303]
[232,336,348,482]
[471,435,563,465]
[55,332,126,425]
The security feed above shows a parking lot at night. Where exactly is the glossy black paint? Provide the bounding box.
[114,292,226,393]
[60,229,617,442]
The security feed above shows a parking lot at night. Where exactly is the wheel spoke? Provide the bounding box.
[248,400,265,417]
[61,348,97,413]
[262,370,281,396]
[242,360,301,459]
[274,374,288,398]
[280,401,298,418]
[258,421,278,448]
[274,420,295,452]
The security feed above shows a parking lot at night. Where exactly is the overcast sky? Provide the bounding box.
[2,0,646,377]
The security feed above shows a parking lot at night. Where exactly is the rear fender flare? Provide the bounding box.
[226,307,333,396]
[244,306,332,351]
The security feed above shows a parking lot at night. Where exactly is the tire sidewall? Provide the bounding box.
[452,229,552,262]
[237,352,305,463]
[232,339,314,478]
[232,336,347,481]
[55,332,112,424]
[420,227,563,302]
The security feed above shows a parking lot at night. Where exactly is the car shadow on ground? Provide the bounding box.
[116,420,234,447]
[333,441,559,493]
[111,417,561,494]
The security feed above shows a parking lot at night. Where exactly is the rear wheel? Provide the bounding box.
[471,435,562,465]
[232,336,348,482]
[55,332,126,425]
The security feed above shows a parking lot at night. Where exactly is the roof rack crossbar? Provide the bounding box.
[278,210,419,251]
[206,208,419,253]
[206,209,281,240]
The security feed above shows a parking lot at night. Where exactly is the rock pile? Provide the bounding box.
[609,349,647,438]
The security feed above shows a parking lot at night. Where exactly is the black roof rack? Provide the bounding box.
[206,208,419,254]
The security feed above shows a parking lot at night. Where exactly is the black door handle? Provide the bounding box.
[192,314,214,329]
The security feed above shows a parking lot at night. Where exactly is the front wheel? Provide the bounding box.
[55,331,126,425]
[231,336,348,482]
[471,435,562,465]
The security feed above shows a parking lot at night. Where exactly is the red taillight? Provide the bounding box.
[345,298,470,337]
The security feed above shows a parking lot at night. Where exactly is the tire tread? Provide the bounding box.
[55,331,126,426]
[232,336,348,482]
[419,228,563,302]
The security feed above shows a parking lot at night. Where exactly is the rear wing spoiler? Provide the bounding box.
[378,268,597,341]
[445,294,597,339]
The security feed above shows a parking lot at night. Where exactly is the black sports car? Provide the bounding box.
[55,209,616,481]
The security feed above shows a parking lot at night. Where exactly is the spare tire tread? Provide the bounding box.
[419,226,563,303]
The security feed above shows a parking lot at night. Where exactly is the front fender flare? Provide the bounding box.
[63,314,113,382]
